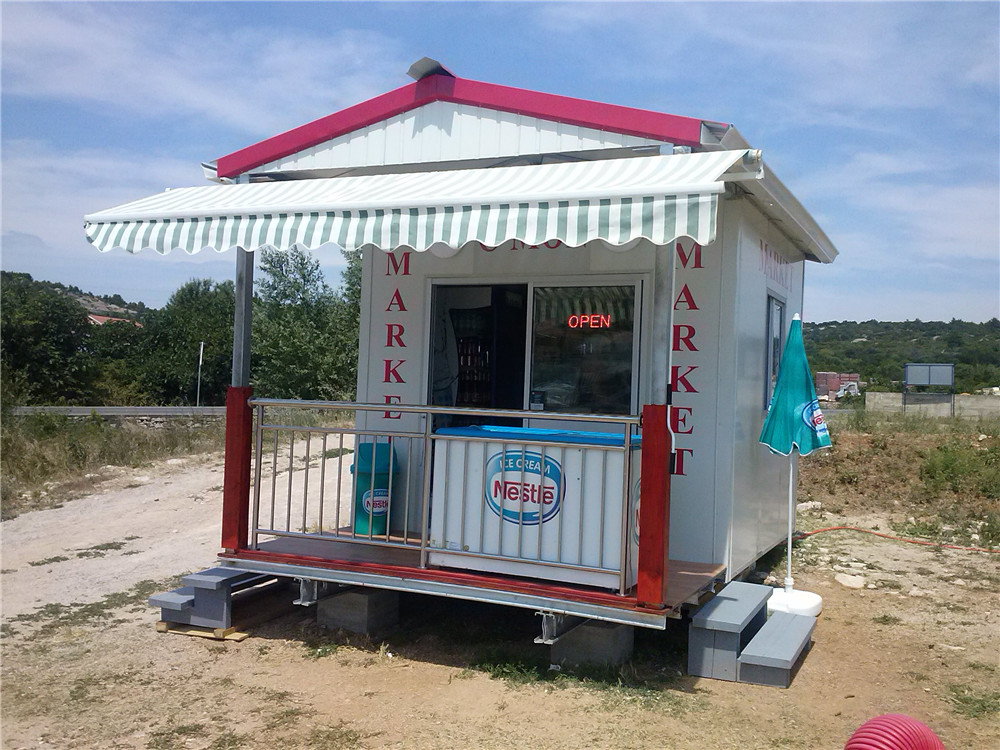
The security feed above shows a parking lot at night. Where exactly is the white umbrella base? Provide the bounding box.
[767,587,823,617]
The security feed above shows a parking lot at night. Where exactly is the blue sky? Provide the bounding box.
[2,1,998,322]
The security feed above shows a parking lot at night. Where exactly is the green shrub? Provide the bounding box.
[920,442,1000,499]
[846,408,874,433]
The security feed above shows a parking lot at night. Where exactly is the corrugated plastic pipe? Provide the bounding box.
[844,714,945,750]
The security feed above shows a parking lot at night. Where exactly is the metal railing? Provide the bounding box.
[248,399,642,594]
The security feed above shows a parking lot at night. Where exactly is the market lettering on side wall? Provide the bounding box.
[676,243,704,269]
[670,240,706,476]
[759,240,790,290]
[673,284,699,311]
[381,251,412,418]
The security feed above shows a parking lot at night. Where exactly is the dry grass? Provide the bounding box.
[0,412,225,520]
[801,411,1000,547]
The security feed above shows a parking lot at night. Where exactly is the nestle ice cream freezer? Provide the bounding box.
[428,425,641,590]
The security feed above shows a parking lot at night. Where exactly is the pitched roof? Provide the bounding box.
[215,74,727,180]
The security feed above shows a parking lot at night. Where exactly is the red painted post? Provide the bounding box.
[637,404,672,607]
[221,386,254,552]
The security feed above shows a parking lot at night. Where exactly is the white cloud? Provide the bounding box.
[792,147,999,270]
[0,137,351,306]
[2,3,408,137]
[2,1,996,322]
[2,137,208,257]
[530,2,999,128]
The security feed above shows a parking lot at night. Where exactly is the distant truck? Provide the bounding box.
[836,382,860,399]
[816,372,861,400]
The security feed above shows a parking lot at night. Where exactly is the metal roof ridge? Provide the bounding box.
[215,71,729,180]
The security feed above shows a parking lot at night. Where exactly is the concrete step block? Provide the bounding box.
[550,620,634,669]
[317,588,399,635]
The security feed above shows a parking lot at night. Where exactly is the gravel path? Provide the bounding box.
[1,453,225,618]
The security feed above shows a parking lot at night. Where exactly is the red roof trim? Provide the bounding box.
[216,74,714,179]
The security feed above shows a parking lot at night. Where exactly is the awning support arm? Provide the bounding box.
[232,248,253,387]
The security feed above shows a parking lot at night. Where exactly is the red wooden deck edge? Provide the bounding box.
[636,404,671,607]
[219,546,673,615]
[221,386,253,551]
[215,74,712,179]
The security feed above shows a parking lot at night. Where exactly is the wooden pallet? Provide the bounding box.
[155,621,250,641]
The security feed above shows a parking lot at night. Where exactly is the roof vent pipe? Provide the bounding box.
[407,57,456,81]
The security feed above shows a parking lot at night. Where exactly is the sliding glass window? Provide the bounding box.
[530,285,637,414]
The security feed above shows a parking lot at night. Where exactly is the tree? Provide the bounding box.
[0,272,96,404]
[140,279,234,405]
[803,319,1000,393]
[87,319,151,405]
[251,247,360,400]
[330,249,362,398]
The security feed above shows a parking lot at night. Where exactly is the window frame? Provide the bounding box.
[765,294,786,410]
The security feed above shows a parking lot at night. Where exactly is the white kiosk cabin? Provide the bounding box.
[85,60,837,630]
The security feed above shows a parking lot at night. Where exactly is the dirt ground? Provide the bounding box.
[2,433,999,749]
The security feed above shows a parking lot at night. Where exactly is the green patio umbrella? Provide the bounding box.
[759,314,831,613]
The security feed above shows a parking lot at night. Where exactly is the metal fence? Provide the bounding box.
[12,406,226,417]
[248,399,641,593]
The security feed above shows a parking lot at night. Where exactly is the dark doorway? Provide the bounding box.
[429,284,527,427]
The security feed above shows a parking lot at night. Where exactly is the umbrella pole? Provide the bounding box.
[785,453,796,593]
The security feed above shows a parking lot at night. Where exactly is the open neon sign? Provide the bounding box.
[567,314,612,329]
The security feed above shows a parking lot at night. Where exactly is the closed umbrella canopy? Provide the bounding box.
[84,149,760,256]
[759,315,832,457]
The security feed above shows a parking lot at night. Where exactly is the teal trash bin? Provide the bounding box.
[351,442,397,535]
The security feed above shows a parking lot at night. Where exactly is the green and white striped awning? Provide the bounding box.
[84,149,761,255]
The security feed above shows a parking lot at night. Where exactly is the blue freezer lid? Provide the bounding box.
[434,424,641,447]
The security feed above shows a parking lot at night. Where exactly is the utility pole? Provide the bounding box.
[196,341,205,406]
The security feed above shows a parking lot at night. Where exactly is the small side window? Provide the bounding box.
[765,296,785,408]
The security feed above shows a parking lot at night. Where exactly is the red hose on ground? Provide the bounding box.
[844,713,945,750]
[794,525,1000,554]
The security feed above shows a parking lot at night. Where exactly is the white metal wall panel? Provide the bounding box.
[726,201,807,577]
[253,101,668,174]
[713,203,740,570]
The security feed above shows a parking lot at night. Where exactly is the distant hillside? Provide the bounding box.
[803,319,1000,393]
[25,276,149,320]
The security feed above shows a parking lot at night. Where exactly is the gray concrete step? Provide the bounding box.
[148,586,195,612]
[737,610,816,688]
[182,567,270,591]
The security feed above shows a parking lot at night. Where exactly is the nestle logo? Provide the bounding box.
[484,450,563,525]
[801,399,830,437]
[362,489,389,515]
[492,479,556,505]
